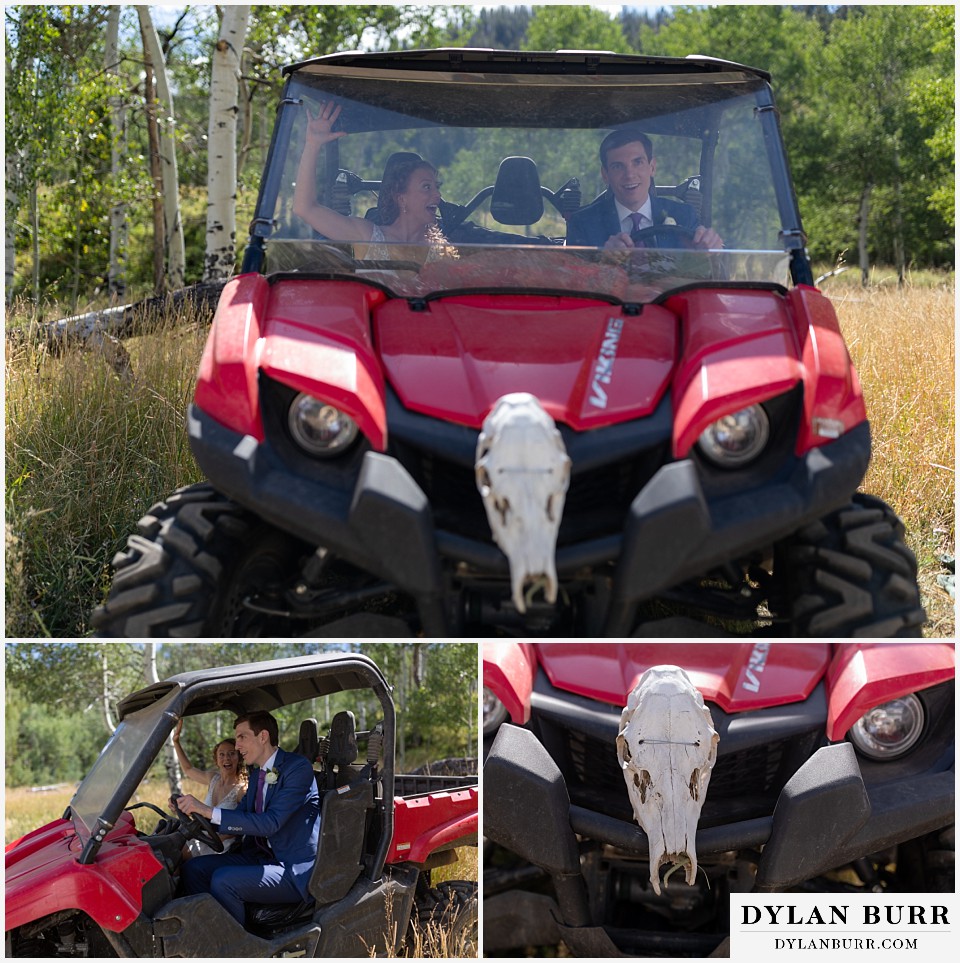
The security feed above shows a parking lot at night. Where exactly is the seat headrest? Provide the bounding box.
[295,718,320,762]
[327,710,358,769]
[490,156,544,226]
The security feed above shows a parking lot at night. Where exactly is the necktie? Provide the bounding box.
[253,768,272,856]
[255,768,265,812]
[630,212,647,248]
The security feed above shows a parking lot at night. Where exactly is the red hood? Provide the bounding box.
[534,642,832,712]
[374,296,678,430]
[5,813,162,932]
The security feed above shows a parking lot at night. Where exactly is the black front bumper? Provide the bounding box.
[484,721,954,943]
[189,402,870,636]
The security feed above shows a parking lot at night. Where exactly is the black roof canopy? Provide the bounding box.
[284,47,771,82]
[281,49,771,138]
[117,652,391,720]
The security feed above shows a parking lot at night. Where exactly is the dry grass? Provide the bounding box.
[5,780,174,844]
[5,273,954,638]
[5,299,209,637]
[828,281,955,636]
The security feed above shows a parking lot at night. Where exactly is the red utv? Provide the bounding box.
[483,641,954,956]
[92,49,925,638]
[5,652,478,957]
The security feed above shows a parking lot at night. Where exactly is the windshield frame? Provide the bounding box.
[68,654,398,875]
[244,52,811,288]
[70,686,182,864]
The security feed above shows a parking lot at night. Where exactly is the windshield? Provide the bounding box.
[257,64,792,301]
[69,687,179,838]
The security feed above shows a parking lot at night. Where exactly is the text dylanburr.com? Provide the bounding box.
[730,894,957,959]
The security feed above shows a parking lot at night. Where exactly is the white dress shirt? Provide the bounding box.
[614,196,654,234]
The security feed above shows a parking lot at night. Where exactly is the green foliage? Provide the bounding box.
[524,5,629,53]
[4,4,954,302]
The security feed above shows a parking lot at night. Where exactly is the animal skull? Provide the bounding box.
[475,393,571,613]
[616,665,719,895]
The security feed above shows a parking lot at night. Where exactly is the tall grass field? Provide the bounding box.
[5,273,955,637]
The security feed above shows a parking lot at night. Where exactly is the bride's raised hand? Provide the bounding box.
[305,100,345,147]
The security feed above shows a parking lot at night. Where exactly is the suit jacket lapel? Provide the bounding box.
[264,747,285,807]
[602,191,621,238]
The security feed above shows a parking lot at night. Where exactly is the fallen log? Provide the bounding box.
[6,279,228,377]
[7,279,227,350]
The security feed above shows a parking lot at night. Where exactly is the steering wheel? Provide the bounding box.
[170,794,224,853]
[630,224,698,249]
[125,800,181,836]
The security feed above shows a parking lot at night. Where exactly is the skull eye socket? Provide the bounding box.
[635,769,651,803]
[689,768,701,800]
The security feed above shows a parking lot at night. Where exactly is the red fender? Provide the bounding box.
[195,275,389,450]
[825,642,955,741]
[4,813,163,933]
[482,641,538,725]
[788,285,867,454]
[667,289,803,458]
[388,788,479,864]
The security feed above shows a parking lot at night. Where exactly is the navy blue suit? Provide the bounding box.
[182,747,320,924]
[565,189,698,248]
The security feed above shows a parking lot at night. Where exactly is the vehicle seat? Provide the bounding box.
[653,174,703,218]
[490,156,544,226]
[293,718,320,763]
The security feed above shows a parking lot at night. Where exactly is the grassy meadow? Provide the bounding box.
[4,270,955,637]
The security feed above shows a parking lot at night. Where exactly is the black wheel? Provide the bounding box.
[91,483,310,637]
[412,880,478,957]
[781,493,926,637]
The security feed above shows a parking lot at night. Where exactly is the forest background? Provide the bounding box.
[4,641,478,790]
[5,4,954,306]
[4,4,955,638]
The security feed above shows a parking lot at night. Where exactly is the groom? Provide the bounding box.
[565,127,722,251]
[177,711,320,925]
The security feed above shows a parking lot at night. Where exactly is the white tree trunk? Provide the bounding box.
[204,4,250,281]
[5,151,17,304]
[5,52,17,303]
[106,6,127,303]
[143,643,183,794]
[857,184,871,288]
[101,648,117,734]
[137,6,186,289]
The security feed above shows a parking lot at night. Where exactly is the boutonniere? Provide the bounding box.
[263,767,279,785]
[663,216,677,226]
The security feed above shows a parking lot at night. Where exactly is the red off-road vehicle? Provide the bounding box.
[92,49,925,638]
[483,641,955,956]
[5,652,478,958]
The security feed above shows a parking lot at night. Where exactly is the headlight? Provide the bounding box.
[483,687,509,735]
[287,394,359,457]
[848,694,925,760]
[697,404,770,468]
